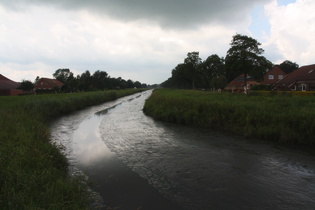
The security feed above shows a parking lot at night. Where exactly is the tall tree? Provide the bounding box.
[200,54,226,89]
[171,63,191,89]
[79,70,92,91]
[92,70,108,90]
[279,60,299,74]
[184,52,202,89]
[53,68,73,84]
[225,34,272,87]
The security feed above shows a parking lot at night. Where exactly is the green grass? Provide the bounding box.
[143,89,315,145]
[0,89,145,209]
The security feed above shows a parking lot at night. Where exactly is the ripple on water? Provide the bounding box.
[52,90,315,210]
[99,90,315,210]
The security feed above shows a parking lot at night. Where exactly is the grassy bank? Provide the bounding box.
[143,89,315,146]
[0,89,144,209]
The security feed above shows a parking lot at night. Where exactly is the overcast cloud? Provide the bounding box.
[0,0,314,84]
[2,0,269,28]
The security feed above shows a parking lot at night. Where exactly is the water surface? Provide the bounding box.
[51,90,315,210]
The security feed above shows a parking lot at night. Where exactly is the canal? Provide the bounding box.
[51,90,315,210]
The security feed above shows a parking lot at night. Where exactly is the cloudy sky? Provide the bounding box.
[0,0,314,84]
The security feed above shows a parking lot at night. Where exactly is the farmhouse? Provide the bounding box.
[34,78,64,92]
[0,74,23,96]
[274,64,315,91]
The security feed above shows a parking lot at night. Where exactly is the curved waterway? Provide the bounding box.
[51,90,315,210]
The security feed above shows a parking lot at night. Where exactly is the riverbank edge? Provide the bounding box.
[0,89,146,209]
[143,89,315,146]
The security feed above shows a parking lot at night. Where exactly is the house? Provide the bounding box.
[225,74,260,92]
[0,74,23,96]
[261,65,286,87]
[274,64,315,91]
[34,78,64,92]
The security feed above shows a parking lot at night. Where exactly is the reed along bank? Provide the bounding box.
[143,89,315,146]
[0,89,144,209]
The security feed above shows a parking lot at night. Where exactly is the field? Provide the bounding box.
[143,89,315,146]
[0,89,144,209]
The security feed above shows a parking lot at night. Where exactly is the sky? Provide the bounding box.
[0,0,314,85]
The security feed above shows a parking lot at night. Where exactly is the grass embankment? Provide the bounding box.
[0,89,144,209]
[143,89,315,146]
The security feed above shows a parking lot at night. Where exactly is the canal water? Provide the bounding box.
[51,90,315,210]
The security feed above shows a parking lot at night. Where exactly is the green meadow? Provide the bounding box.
[143,89,315,146]
[0,89,144,209]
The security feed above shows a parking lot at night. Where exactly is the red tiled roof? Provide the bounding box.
[276,64,315,88]
[225,74,260,90]
[34,78,64,90]
[0,74,20,90]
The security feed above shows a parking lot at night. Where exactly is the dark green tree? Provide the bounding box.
[92,70,108,90]
[225,34,272,86]
[119,78,127,89]
[160,77,174,88]
[65,73,79,92]
[200,54,226,89]
[279,60,299,74]
[171,63,191,89]
[19,80,34,91]
[79,70,92,91]
[53,68,78,92]
[126,79,134,88]
[134,81,142,88]
[184,52,202,89]
[53,69,73,84]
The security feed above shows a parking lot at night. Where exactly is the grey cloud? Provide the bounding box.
[2,0,271,29]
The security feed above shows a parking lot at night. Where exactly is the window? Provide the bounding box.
[301,84,306,91]
[268,75,274,80]
[278,75,283,80]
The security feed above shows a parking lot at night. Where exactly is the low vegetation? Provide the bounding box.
[0,89,144,209]
[143,89,315,146]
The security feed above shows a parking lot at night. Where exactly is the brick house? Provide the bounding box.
[274,64,315,91]
[34,78,64,92]
[261,65,286,87]
[0,74,23,96]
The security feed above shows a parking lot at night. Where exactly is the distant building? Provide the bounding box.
[34,78,64,92]
[225,74,260,93]
[274,64,315,91]
[0,74,23,96]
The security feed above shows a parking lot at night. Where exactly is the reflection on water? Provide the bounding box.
[52,90,315,210]
[51,100,120,170]
[51,92,181,209]
[71,114,114,165]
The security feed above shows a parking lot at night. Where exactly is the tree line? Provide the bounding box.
[19,69,149,92]
[161,34,299,90]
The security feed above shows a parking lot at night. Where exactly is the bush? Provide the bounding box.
[251,84,272,90]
